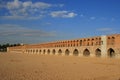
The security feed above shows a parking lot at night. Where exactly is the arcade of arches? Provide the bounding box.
[25,48,116,57]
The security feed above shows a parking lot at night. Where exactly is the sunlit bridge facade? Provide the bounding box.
[7,34,120,58]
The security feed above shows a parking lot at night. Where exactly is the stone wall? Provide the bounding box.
[7,34,120,58]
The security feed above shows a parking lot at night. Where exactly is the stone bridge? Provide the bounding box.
[8,34,120,58]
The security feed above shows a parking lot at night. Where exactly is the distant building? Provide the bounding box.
[7,34,120,58]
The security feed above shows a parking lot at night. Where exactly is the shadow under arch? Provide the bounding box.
[43,49,46,54]
[83,49,90,57]
[39,50,41,54]
[108,48,115,57]
[95,48,101,57]
[58,49,62,55]
[73,49,79,56]
[47,49,50,54]
[65,49,70,56]
[52,49,56,55]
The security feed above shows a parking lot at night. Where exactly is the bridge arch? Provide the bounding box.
[58,49,62,55]
[65,49,70,56]
[108,48,115,57]
[33,50,35,53]
[73,49,79,56]
[39,50,41,54]
[36,49,38,53]
[83,49,90,56]
[52,49,56,55]
[30,50,32,53]
[47,49,50,54]
[95,48,101,57]
[43,49,46,54]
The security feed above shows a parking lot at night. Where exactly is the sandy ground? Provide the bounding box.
[0,52,120,80]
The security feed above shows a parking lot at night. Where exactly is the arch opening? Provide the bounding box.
[95,48,101,57]
[83,49,90,57]
[58,49,62,55]
[43,50,46,54]
[39,50,41,54]
[47,49,50,54]
[73,49,79,56]
[52,49,56,55]
[65,49,70,56]
[36,50,38,53]
[108,48,115,57]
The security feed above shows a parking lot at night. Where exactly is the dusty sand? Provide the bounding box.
[0,52,120,80]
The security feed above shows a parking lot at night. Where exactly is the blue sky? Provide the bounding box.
[0,0,120,44]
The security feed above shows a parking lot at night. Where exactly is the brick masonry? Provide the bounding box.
[7,34,120,58]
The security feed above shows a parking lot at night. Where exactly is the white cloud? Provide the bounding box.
[5,0,52,16]
[97,28,112,31]
[0,24,56,37]
[23,1,32,8]
[50,11,77,18]
[7,0,22,10]
[32,2,52,9]
[1,15,44,20]
[6,0,51,10]
[0,0,64,20]
[0,24,57,44]
[96,27,119,35]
